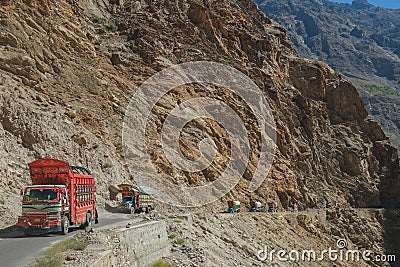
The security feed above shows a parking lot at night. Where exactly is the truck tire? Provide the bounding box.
[145,206,151,214]
[130,207,135,214]
[62,216,69,235]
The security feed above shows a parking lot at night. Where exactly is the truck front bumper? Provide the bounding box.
[17,215,62,234]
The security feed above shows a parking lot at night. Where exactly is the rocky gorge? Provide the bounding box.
[0,0,399,265]
[256,0,400,154]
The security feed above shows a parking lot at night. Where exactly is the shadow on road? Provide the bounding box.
[0,225,24,238]
[0,224,83,239]
[383,209,400,267]
[105,202,120,213]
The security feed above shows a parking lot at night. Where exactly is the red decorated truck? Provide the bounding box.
[117,184,155,214]
[17,159,98,236]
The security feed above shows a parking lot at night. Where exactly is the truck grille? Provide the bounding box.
[27,213,47,225]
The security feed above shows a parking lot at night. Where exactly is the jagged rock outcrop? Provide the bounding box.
[256,0,400,155]
[0,0,399,253]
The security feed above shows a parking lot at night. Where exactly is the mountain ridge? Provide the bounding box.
[256,0,400,154]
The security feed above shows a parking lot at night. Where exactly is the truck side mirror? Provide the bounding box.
[20,189,24,196]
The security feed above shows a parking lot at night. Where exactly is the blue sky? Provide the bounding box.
[329,0,400,9]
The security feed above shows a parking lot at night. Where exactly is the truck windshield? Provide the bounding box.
[24,189,58,202]
[122,197,133,202]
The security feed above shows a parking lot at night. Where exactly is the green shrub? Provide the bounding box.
[100,25,108,34]
[32,235,87,267]
[128,39,135,48]
[168,234,176,239]
[92,16,101,23]
[364,85,400,97]
[65,238,87,251]
[176,238,185,245]
[108,21,117,31]
[153,260,174,267]
[32,254,63,267]
[95,39,105,46]
[101,21,118,33]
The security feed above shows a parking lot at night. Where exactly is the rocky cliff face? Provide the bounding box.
[256,0,400,154]
[1,0,399,222]
[2,0,400,263]
[256,0,400,84]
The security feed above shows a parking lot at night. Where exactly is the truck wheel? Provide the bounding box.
[130,207,135,214]
[145,206,151,214]
[62,217,69,235]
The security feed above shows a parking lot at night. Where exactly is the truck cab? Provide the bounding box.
[119,196,134,213]
[18,185,68,235]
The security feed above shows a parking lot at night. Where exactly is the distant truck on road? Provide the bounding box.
[250,201,265,212]
[227,200,241,213]
[116,184,155,214]
[17,159,98,236]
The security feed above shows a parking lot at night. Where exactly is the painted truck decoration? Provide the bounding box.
[117,184,155,214]
[17,159,98,236]
[227,200,241,213]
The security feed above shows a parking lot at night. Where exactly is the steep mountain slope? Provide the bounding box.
[255,0,400,153]
[0,0,399,218]
[0,0,400,263]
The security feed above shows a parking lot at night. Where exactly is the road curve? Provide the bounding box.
[0,212,130,267]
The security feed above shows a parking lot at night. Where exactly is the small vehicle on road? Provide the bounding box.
[250,201,265,212]
[227,200,241,213]
[267,201,278,212]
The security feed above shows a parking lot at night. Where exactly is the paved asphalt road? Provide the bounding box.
[0,212,130,267]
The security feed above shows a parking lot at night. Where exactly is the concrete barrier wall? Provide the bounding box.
[93,221,170,267]
[93,250,113,267]
[117,221,170,267]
